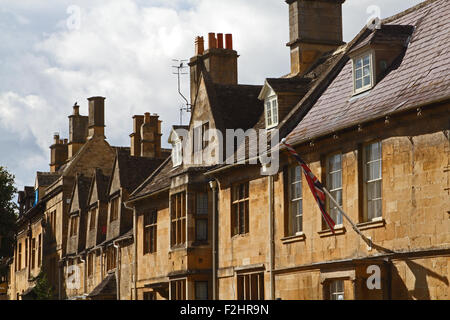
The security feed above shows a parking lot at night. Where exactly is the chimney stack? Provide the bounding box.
[50,133,68,172]
[68,103,89,158]
[286,0,345,76]
[189,32,238,104]
[87,96,106,139]
[140,113,162,158]
[130,115,144,157]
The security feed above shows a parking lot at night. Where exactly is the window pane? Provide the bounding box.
[272,100,278,124]
[195,282,208,300]
[196,219,208,241]
[355,58,362,69]
[356,79,362,89]
[197,193,208,215]
[363,55,370,66]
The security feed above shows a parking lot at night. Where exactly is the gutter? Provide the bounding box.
[113,241,120,300]
[123,200,138,300]
[265,165,275,300]
[80,255,87,295]
[126,186,170,205]
[209,180,218,300]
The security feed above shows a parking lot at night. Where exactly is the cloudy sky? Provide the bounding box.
[0,0,424,190]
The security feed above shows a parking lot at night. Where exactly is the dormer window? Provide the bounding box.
[169,126,188,168]
[265,96,278,129]
[172,141,182,167]
[353,52,374,94]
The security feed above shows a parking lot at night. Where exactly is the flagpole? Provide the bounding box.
[322,186,372,246]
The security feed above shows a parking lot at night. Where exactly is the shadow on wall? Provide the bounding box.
[391,259,449,300]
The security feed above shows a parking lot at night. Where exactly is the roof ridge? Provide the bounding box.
[382,0,439,24]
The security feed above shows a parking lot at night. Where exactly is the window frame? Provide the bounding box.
[237,272,265,300]
[265,95,279,129]
[231,182,250,237]
[31,238,36,270]
[170,192,187,248]
[87,252,94,278]
[89,207,97,231]
[363,141,383,222]
[170,279,186,300]
[109,196,120,222]
[194,281,209,300]
[352,51,375,95]
[172,140,183,167]
[143,210,158,254]
[288,165,303,236]
[325,153,343,228]
[69,214,79,237]
[329,279,345,300]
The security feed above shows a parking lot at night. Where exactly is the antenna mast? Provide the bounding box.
[172,59,191,125]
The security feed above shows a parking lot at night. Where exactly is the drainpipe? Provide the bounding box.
[100,246,104,281]
[209,180,218,300]
[263,164,275,300]
[124,201,137,300]
[113,241,120,300]
[79,255,87,297]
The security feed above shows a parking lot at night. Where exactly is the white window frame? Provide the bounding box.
[326,153,343,226]
[363,141,382,222]
[265,95,279,129]
[329,279,345,300]
[352,51,375,95]
[288,165,303,236]
[172,140,182,167]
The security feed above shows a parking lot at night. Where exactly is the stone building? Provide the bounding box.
[9,97,167,299]
[205,0,450,300]
[7,0,449,300]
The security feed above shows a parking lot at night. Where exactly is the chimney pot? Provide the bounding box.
[195,36,205,55]
[73,103,80,116]
[217,33,224,49]
[144,112,151,124]
[208,32,217,49]
[225,34,233,50]
[54,133,60,144]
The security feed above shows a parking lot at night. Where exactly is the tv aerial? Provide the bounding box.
[172,59,191,125]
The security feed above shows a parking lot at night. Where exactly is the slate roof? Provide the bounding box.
[87,273,116,299]
[197,61,264,134]
[73,175,93,212]
[349,24,415,54]
[115,148,167,193]
[286,0,450,146]
[129,157,179,200]
[93,169,110,203]
[36,172,60,187]
[265,77,312,95]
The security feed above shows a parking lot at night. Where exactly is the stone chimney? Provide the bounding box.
[189,33,238,104]
[87,96,106,139]
[68,103,89,158]
[50,133,68,172]
[286,0,345,76]
[130,115,144,157]
[140,113,162,158]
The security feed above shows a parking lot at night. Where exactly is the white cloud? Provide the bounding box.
[0,0,427,189]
